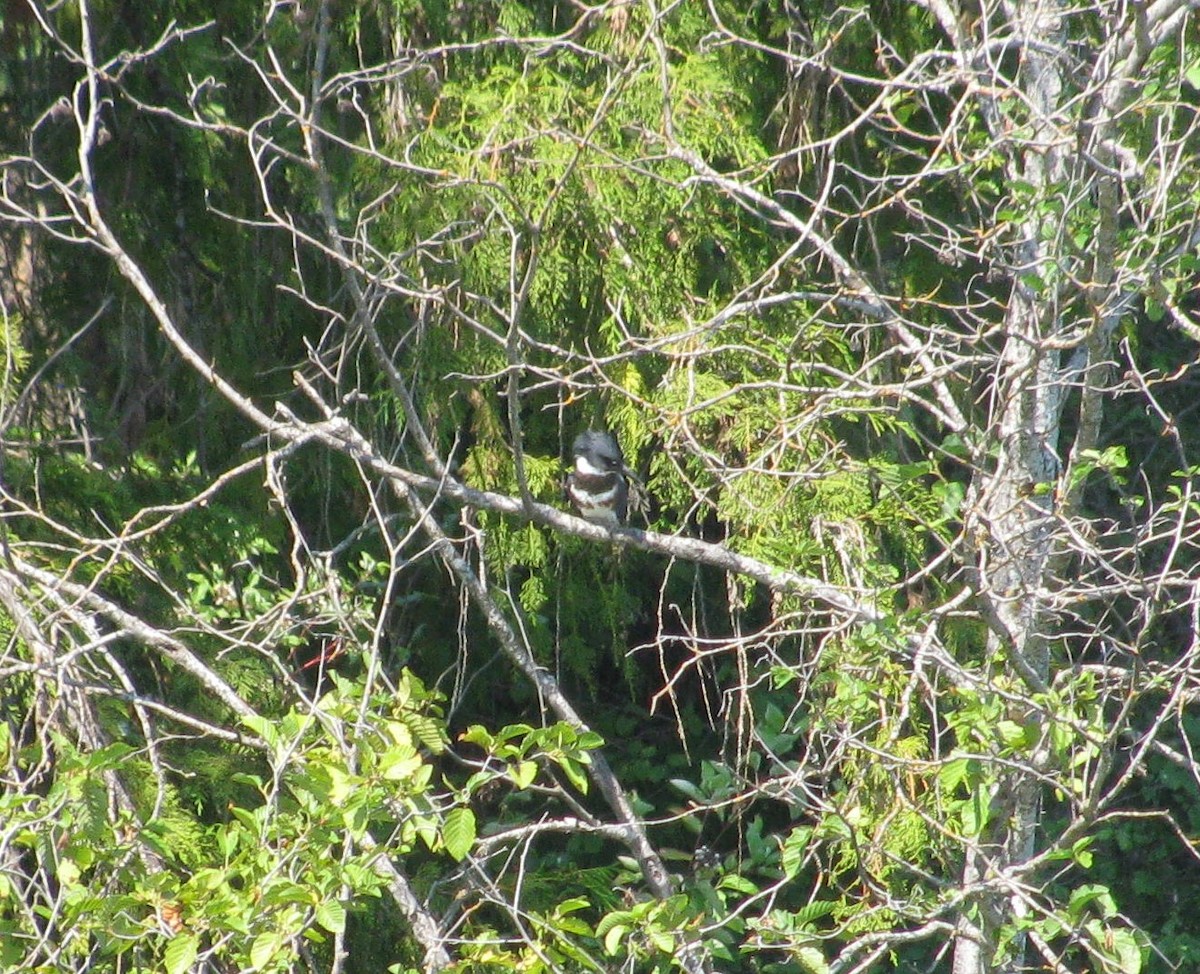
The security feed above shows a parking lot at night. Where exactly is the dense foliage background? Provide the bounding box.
[2,1,1200,972]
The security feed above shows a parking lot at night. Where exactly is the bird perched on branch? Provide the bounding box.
[566,430,630,527]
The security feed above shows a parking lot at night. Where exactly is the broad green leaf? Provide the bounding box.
[962,783,991,837]
[508,760,538,789]
[443,807,476,861]
[648,929,676,952]
[241,714,279,750]
[405,713,448,754]
[164,932,199,974]
[717,874,758,895]
[250,931,282,970]
[781,826,810,880]
[316,899,347,934]
[560,757,590,794]
[380,748,424,782]
[796,945,830,974]
[603,922,627,955]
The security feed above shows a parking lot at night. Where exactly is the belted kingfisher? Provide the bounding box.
[566,430,629,527]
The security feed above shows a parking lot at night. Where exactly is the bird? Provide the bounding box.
[566,430,630,527]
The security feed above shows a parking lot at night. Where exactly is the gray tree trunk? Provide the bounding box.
[951,0,1188,967]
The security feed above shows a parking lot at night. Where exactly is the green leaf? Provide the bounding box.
[1082,919,1144,973]
[932,480,965,521]
[603,922,627,955]
[316,899,347,934]
[459,725,495,749]
[595,910,632,938]
[796,945,830,974]
[1102,927,1145,974]
[1069,883,1117,921]
[56,858,81,887]
[84,741,137,769]
[404,713,448,754]
[554,896,592,916]
[1072,836,1094,869]
[443,807,476,861]
[962,782,991,837]
[230,805,265,835]
[508,760,538,789]
[939,756,971,793]
[250,931,282,970]
[380,748,424,782]
[717,873,759,895]
[187,868,228,892]
[648,928,676,952]
[669,778,707,803]
[996,719,1032,750]
[576,731,605,750]
[164,933,199,974]
[559,756,590,794]
[241,714,279,750]
[781,826,810,880]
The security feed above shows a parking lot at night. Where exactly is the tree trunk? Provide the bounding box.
[953,0,1069,969]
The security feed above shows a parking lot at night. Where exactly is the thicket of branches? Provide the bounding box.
[2,1,1200,973]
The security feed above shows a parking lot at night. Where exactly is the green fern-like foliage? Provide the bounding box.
[0,312,29,405]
